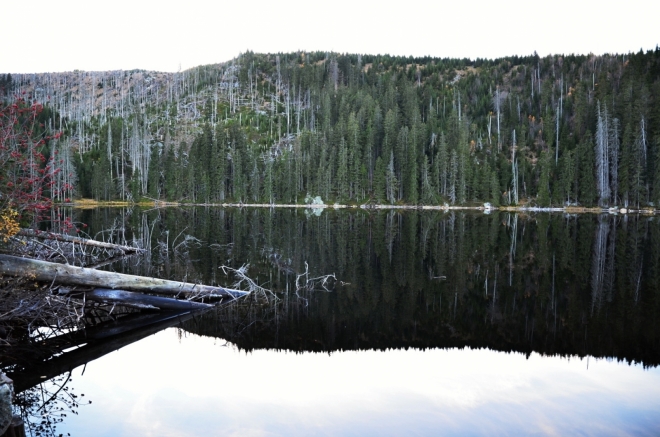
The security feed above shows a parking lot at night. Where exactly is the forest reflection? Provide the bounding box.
[76,207,660,367]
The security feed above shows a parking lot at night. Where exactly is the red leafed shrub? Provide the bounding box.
[0,98,65,223]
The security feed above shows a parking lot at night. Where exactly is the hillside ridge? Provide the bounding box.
[1,49,659,208]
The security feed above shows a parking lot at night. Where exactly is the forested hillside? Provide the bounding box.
[3,48,660,207]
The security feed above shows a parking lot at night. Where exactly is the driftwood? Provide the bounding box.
[17,229,144,254]
[0,254,248,300]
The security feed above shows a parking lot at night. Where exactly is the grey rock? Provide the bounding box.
[0,373,13,435]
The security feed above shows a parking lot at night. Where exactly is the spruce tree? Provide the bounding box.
[578,132,596,206]
[373,156,386,204]
[537,150,552,206]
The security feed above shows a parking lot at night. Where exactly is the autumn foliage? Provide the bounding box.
[0,97,67,236]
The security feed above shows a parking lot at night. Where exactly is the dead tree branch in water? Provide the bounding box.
[221,264,277,300]
[296,261,336,293]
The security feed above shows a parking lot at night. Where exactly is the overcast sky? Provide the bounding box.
[2,0,658,73]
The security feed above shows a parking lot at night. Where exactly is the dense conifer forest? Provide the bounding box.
[2,48,660,207]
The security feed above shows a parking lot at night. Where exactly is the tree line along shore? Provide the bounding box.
[2,49,660,215]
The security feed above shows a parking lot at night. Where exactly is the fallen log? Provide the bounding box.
[83,288,213,311]
[0,254,248,299]
[17,229,145,254]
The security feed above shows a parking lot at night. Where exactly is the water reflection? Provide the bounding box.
[56,207,660,365]
[16,207,660,435]
[87,208,655,366]
[61,328,660,437]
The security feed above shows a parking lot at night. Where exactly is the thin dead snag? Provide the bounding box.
[221,264,277,301]
[296,261,336,293]
[220,260,337,305]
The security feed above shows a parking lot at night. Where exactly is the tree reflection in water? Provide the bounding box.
[13,372,90,437]
[96,207,655,367]
[5,207,659,435]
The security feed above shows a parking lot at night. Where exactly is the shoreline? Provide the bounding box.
[65,199,659,215]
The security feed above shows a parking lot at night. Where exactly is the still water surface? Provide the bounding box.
[25,208,660,435]
[62,329,660,436]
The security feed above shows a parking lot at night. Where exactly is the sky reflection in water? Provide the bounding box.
[62,328,660,437]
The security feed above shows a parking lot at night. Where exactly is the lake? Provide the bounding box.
[12,207,660,436]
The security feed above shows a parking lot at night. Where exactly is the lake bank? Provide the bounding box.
[67,198,659,215]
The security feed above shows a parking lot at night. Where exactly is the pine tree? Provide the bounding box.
[578,131,596,206]
[147,142,161,199]
[92,155,112,201]
[537,150,552,206]
[558,149,576,205]
[373,156,386,204]
[210,127,227,202]
[630,116,649,208]
[448,149,458,204]
[420,155,436,204]
[619,122,634,207]
[231,144,244,202]
[609,117,620,205]
[653,138,660,207]
[263,156,274,204]
[490,171,500,206]
[383,109,398,160]
[395,126,408,200]
[248,148,261,203]
[436,132,448,198]
[385,151,398,204]
[336,137,349,201]
[595,101,611,206]
[347,112,361,200]
[229,124,247,202]
[163,145,179,200]
[457,120,470,204]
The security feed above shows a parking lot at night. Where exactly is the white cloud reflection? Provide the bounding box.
[63,328,660,436]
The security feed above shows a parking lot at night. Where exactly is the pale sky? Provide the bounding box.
[2,0,658,73]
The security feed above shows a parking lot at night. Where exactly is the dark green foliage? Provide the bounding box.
[578,132,597,206]
[163,145,181,200]
[373,156,386,204]
[0,73,12,95]
[25,49,660,207]
[147,143,162,199]
[537,150,552,206]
